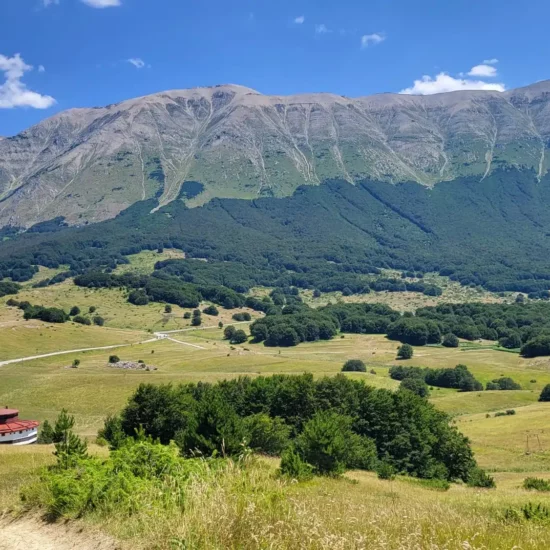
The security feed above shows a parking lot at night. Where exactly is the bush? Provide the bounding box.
[203,305,219,316]
[93,316,105,326]
[191,315,202,326]
[342,359,366,372]
[73,315,91,326]
[89,306,96,313]
[232,312,251,321]
[377,461,396,480]
[128,290,149,306]
[539,384,550,402]
[223,325,236,340]
[467,468,496,488]
[397,344,413,359]
[183,312,191,319]
[523,477,550,492]
[400,376,430,398]
[37,419,55,444]
[442,333,459,348]
[69,306,80,316]
[164,304,172,313]
[486,377,521,391]
[279,447,313,481]
[230,330,248,345]
[109,355,120,364]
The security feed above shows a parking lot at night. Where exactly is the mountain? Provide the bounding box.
[1,81,550,228]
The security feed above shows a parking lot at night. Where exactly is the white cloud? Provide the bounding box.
[361,33,385,48]
[127,58,146,69]
[38,65,46,73]
[294,16,305,24]
[468,64,497,77]
[81,0,121,7]
[0,53,55,109]
[315,24,331,34]
[400,72,505,95]
[483,58,499,65]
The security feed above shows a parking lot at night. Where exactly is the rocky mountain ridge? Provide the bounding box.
[1,81,550,227]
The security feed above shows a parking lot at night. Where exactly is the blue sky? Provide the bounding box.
[2,0,550,136]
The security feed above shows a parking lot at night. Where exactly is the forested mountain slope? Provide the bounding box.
[1,168,550,294]
[1,81,550,227]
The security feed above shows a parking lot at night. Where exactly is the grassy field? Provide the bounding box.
[2,275,550,547]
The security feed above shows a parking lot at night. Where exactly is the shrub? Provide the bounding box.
[37,419,55,444]
[164,304,172,313]
[523,477,550,492]
[73,315,91,326]
[89,306,96,313]
[191,315,202,327]
[467,468,496,488]
[397,344,413,360]
[232,312,251,321]
[224,325,236,340]
[377,461,396,480]
[97,415,127,450]
[183,312,191,319]
[69,306,80,316]
[109,355,120,364]
[128,290,149,306]
[400,376,430,398]
[539,384,550,402]
[93,316,105,326]
[230,329,248,344]
[342,359,366,372]
[203,305,219,316]
[72,359,80,368]
[279,447,313,481]
[442,333,459,348]
[486,377,521,391]
[505,502,550,522]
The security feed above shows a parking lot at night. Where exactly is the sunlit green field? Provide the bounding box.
[2,277,550,548]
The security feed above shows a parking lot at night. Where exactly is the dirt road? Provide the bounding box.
[0,516,119,550]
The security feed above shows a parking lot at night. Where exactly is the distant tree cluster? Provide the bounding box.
[390,364,483,392]
[485,377,521,391]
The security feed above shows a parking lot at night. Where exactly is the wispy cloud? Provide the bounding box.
[38,65,46,73]
[400,71,505,95]
[315,24,331,34]
[43,0,60,6]
[483,58,499,65]
[468,64,498,78]
[81,0,121,8]
[0,53,56,109]
[127,58,147,69]
[360,33,385,48]
[294,15,305,24]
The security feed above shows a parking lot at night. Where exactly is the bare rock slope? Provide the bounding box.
[1,81,550,227]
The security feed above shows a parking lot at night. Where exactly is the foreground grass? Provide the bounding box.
[15,451,550,550]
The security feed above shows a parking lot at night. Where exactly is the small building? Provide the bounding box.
[0,407,39,445]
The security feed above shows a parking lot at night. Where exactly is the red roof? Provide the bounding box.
[0,420,39,435]
[0,409,19,417]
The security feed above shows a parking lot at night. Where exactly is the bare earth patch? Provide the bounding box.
[0,515,119,550]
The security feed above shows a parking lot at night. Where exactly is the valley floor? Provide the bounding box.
[1,274,550,547]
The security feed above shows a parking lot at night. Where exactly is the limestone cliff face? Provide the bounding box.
[1,81,549,227]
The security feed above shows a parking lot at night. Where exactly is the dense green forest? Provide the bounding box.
[101,374,479,482]
[1,169,550,296]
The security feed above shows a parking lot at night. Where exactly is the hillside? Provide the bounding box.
[1,81,550,227]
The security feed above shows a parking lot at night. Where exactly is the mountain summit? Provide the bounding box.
[1,81,550,227]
